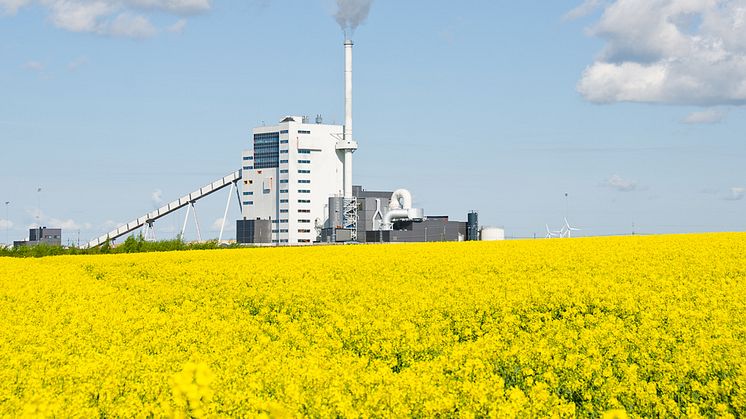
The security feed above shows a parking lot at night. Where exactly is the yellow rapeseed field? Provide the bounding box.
[1,233,745,417]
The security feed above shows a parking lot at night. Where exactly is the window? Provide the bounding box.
[299,130,311,134]
[298,239,311,243]
[280,220,288,224]
[280,179,289,184]
[298,199,311,204]
[280,169,288,174]
[280,189,289,193]
[280,229,288,233]
[253,132,279,169]
[298,209,311,213]
[298,169,310,174]
[280,199,289,203]
[243,201,253,205]
[298,180,310,184]
[280,140,289,144]
[280,239,289,243]
[298,229,311,233]
[243,191,253,196]
[280,209,288,213]
[298,189,311,194]
[280,159,288,164]
[298,160,310,164]
[298,149,311,154]
[273,219,288,224]
[280,150,288,154]
[298,219,311,223]
[243,156,253,160]
[280,130,289,134]
[243,166,252,170]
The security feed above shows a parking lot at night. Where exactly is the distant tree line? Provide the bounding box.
[0,236,241,258]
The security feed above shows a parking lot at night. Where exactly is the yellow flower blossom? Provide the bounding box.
[0,233,744,416]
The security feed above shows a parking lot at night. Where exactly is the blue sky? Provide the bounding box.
[1,0,744,245]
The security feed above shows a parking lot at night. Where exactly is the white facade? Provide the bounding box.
[241,116,345,244]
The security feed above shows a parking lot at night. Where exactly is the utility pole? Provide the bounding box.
[564,192,569,220]
[36,187,42,227]
[4,201,9,247]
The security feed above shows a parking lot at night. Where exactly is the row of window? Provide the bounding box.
[298,160,310,164]
[243,191,253,196]
[299,130,311,134]
[243,156,253,160]
[298,149,311,154]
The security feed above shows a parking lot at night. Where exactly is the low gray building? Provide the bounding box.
[14,227,62,248]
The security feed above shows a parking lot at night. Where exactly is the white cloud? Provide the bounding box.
[151,189,163,206]
[0,0,30,15]
[1,0,211,38]
[68,56,88,71]
[603,174,638,192]
[25,208,92,231]
[0,219,13,229]
[167,18,187,33]
[22,60,44,71]
[47,217,93,230]
[108,13,157,38]
[576,0,746,106]
[682,108,729,124]
[564,0,603,21]
[724,187,745,201]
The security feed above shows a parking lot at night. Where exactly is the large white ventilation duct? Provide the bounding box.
[383,189,424,229]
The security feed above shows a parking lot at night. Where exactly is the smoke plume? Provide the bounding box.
[334,0,373,33]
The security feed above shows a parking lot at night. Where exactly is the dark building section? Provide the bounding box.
[320,186,473,244]
[14,227,62,248]
[236,219,272,244]
[389,216,467,243]
[467,211,479,241]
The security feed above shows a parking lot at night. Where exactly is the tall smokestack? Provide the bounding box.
[344,39,353,147]
[343,39,354,198]
[337,39,358,199]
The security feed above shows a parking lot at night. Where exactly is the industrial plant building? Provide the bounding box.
[14,227,62,248]
[85,37,504,249]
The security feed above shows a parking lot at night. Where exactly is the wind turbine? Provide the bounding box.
[545,224,562,239]
[562,218,580,238]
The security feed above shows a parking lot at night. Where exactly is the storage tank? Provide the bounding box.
[467,211,479,241]
[480,227,505,241]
